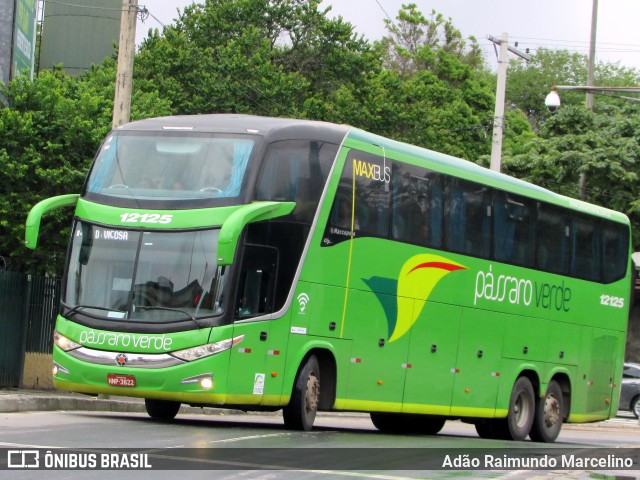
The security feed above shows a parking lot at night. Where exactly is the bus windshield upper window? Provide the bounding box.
[86,133,255,201]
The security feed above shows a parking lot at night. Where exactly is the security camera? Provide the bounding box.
[544,90,561,113]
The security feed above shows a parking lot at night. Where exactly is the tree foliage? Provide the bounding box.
[506,48,640,130]
[0,65,171,274]
[135,0,379,118]
[379,3,485,75]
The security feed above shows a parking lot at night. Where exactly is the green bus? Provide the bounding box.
[26,115,632,442]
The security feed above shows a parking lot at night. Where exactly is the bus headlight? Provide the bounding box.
[170,335,244,362]
[54,331,82,351]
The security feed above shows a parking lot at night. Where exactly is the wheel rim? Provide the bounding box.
[543,394,561,428]
[514,390,532,428]
[305,372,319,414]
[633,400,640,417]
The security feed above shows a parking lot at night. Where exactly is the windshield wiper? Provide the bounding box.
[135,306,201,329]
[64,304,124,318]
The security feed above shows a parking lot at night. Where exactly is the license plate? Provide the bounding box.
[107,374,136,387]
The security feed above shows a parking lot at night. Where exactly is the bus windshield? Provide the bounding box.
[64,222,226,324]
[85,132,256,201]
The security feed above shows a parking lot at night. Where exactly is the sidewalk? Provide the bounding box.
[0,388,239,416]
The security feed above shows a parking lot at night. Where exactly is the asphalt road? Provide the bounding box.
[1,410,639,479]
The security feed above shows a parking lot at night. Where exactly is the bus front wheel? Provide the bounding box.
[529,380,563,443]
[371,413,446,435]
[283,355,320,431]
[474,419,500,439]
[144,398,180,420]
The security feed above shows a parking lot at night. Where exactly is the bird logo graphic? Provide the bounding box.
[363,254,466,342]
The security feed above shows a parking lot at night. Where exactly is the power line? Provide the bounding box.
[373,0,399,32]
[44,0,125,12]
[144,8,165,28]
[504,35,640,49]
[43,0,150,21]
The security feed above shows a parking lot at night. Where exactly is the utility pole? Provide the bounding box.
[488,33,530,172]
[112,0,138,129]
[580,0,598,200]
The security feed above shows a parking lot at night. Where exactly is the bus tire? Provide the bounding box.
[509,376,535,440]
[414,415,446,435]
[631,395,640,419]
[494,376,535,441]
[144,398,180,420]
[475,419,499,439]
[370,412,396,432]
[371,413,446,435]
[283,355,320,431]
[529,380,563,443]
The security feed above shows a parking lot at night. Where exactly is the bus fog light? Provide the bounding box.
[200,377,214,390]
[53,361,69,376]
[181,373,214,390]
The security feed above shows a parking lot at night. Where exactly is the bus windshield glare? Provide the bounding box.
[64,222,226,323]
[85,132,255,200]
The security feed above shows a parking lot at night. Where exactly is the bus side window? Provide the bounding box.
[357,183,389,238]
[570,216,602,282]
[444,178,490,258]
[255,140,336,223]
[323,149,391,244]
[235,245,278,319]
[390,165,442,248]
[602,223,630,283]
[493,191,535,267]
[536,206,569,275]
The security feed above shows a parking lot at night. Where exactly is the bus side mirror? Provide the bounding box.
[25,194,80,249]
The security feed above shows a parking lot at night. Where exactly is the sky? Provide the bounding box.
[136,0,640,72]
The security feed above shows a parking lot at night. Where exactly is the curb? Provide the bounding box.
[0,391,244,416]
[0,393,144,414]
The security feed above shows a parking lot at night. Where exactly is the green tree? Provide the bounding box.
[373,4,496,160]
[379,4,485,75]
[507,48,640,130]
[502,104,640,246]
[135,0,379,118]
[0,65,171,274]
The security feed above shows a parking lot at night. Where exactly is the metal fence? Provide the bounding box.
[0,270,60,387]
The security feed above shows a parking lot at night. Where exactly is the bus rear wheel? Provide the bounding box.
[484,376,535,441]
[144,398,180,420]
[529,380,563,443]
[371,413,446,435]
[283,355,320,431]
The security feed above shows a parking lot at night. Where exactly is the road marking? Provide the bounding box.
[207,433,288,444]
[143,451,424,479]
[0,441,60,449]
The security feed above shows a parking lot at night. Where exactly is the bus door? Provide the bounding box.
[226,244,287,406]
[402,302,463,415]
[343,290,410,411]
